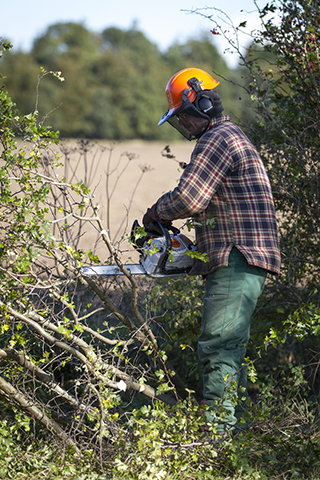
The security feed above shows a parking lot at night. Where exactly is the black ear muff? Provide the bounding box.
[197,95,214,114]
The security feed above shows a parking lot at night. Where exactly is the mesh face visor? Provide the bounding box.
[167,116,193,140]
[167,101,210,141]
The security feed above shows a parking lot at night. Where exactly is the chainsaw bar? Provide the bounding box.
[80,264,146,277]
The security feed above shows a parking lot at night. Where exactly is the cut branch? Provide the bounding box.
[0,374,79,450]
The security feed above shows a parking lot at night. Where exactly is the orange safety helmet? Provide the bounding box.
[158,68,220,127]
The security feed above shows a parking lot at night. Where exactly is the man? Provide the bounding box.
[143,68,281,433]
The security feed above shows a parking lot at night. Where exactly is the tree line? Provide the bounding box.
[0,22,248,140]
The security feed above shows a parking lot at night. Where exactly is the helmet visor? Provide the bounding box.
[167,116,193,140]
[158,107,178,126]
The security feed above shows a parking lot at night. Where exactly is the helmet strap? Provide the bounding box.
[181,87,193,104]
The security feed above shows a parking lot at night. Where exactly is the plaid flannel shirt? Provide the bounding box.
[156,116,281,276]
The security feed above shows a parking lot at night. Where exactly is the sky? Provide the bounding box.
[1,0,263,68]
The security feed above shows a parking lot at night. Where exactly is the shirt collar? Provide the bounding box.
[196,115,231,142]
[208,115,231,129]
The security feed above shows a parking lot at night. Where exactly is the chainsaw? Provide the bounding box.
[80,220,197,278]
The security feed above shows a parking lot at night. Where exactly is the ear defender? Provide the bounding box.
[196,95,214,115]
[187,77,215,115]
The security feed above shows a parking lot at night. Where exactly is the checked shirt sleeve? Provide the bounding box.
[156,132,234,221]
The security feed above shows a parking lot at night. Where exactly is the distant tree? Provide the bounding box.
[164,34,228,72]
[89,27,173,140]
[31,23,101,137]
[0,51,39,114]
[32,22,100,68]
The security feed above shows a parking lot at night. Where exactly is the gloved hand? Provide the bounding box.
[143,203,172,234]
[142,203,158,227]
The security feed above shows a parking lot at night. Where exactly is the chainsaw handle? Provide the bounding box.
[156,222,172,249]
[130,220,171,253]
[153,222,172,273]
[130,220,191,277]
[131,220,179,246]
[146,222,180,238]
[167,224,180,236]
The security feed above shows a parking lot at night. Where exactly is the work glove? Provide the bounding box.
[207,90,224,117]
[143,203,172,235]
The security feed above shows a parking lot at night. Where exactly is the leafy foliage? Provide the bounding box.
[146,277,204,392]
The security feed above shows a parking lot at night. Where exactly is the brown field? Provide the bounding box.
[57,139,195,261]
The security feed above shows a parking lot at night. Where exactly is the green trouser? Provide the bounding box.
[198,247,267,431]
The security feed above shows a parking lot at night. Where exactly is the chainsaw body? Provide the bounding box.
[80,220,196,278]
[140,229,196,277]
